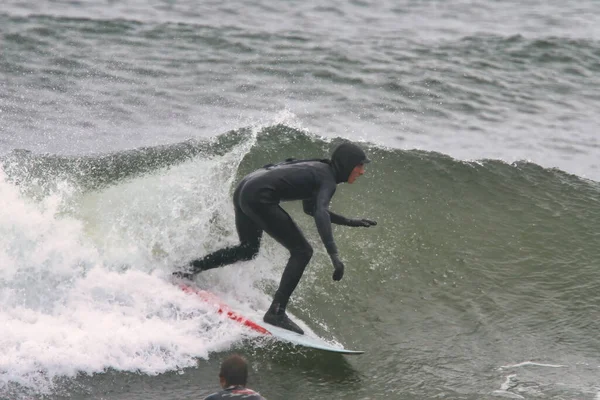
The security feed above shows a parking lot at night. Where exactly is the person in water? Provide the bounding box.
[204,354,265,400]
[174,141,377,334]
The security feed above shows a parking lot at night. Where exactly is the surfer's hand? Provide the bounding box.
[348,218,377,227]
[330,253,345,281]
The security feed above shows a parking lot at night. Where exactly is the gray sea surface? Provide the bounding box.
[1,1,600,399]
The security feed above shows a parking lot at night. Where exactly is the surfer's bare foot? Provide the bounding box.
[263,310,304,335]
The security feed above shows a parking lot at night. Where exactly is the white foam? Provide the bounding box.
[0,138,287,395]
[498,361,567,369]
[1,268,248,392]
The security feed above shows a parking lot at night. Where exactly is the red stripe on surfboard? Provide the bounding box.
[179,284,271,335]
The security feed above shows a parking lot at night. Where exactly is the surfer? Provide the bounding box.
[174,141,377,334]
[204,354,266,400]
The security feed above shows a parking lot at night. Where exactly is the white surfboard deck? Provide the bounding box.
[252,318,365,355]
[176,281,364,355]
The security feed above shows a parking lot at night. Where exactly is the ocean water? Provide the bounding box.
[1,1,599,399]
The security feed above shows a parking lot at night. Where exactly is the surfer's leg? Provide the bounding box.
[251,204,313,305]
[188,208,262,273]
[186,185,263,274]
[246,203,311,334]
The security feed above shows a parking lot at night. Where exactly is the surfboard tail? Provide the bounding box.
[178,283,270,335]
[177,282,364,355]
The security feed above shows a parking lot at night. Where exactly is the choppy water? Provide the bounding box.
[1,1,599,399]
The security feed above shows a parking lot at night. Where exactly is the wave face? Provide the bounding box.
[2,0,600,398]
[1,127,599,399]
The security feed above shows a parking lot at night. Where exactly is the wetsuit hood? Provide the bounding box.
[330,142,370,183]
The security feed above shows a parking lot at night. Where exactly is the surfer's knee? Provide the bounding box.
[239,242,260,261]
[291,244,313,264]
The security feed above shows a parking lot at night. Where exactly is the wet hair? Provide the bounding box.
[219,354,248,386]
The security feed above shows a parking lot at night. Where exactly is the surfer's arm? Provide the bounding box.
[310,185,338,255]
[304,199,374,227]
[327,210,354,225]
[303,198,351,225]
[310,182,347,281]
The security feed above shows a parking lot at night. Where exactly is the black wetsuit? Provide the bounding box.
[204,385,265,400]
[190,160,342,308]
[184,142,371,328]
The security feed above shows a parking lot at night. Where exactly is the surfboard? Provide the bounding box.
[177,282,364,355]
